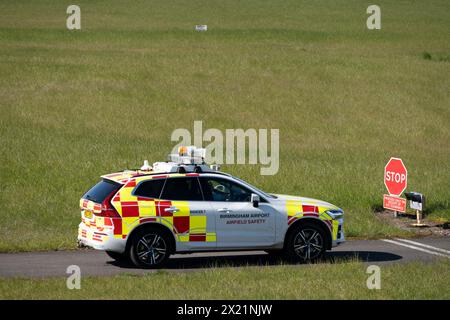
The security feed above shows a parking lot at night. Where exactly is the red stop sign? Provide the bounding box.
[384,157,407,196]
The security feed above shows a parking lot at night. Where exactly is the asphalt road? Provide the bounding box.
[0,238,448,278]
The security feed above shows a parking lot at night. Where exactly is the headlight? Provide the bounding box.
[325,209,344,219]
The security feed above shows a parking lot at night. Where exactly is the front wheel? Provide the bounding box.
[130,228,171,268]
[285,222,326,262]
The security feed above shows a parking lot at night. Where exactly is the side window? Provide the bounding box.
[160,177,203,201]
[199,177,252,202]
[133,179,165,199]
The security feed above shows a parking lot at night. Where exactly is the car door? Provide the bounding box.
[199,176,276,249]
[158,176,216,250]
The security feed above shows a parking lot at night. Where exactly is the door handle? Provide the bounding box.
[165,206,180,213]
[217,208,233,213]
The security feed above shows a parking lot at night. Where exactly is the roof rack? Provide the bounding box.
[138,146,222,175]
[152,162,217,174]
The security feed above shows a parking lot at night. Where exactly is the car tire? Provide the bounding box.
[130,227,171,268]
[285,222,327,262]
[105,250,130,262]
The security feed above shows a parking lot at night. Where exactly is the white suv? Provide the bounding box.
[78,162,344,268]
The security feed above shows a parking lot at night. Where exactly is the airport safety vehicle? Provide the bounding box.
[78,147,345,268]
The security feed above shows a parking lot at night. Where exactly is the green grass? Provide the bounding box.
[1,260,449,299]
[0,0,449,251]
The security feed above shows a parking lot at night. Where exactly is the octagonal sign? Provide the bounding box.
[384,157,407,196]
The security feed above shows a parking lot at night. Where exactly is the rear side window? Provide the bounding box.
[83,179,121,203]
[133,179,165,199]
[160,177,203,201]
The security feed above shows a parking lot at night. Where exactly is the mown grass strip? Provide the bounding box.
[0,260,449,299]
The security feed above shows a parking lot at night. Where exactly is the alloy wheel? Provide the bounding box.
[136,233,167,266]
[293,228,324,261]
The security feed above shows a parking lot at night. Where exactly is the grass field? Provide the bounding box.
[0,0,449,251]
[1,260,449,299]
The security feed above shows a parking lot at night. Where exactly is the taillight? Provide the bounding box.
[97,190,121,218]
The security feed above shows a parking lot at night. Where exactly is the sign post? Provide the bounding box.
[383,157,407,216]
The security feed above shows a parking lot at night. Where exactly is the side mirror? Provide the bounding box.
[251,193,260,208]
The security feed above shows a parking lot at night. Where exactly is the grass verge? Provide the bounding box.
[0,260,449,299]
[0,0,449,251]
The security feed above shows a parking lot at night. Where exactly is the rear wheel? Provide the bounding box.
[105,250,130,262]
[285,222,326,262]
[130,227,171,268]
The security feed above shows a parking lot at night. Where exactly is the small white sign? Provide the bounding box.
[410,201,422,211]
[195,25,207,32]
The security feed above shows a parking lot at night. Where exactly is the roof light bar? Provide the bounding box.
[168,146,206,165]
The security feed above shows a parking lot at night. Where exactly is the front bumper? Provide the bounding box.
[332,218,345,247]
[77,222,126,253]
